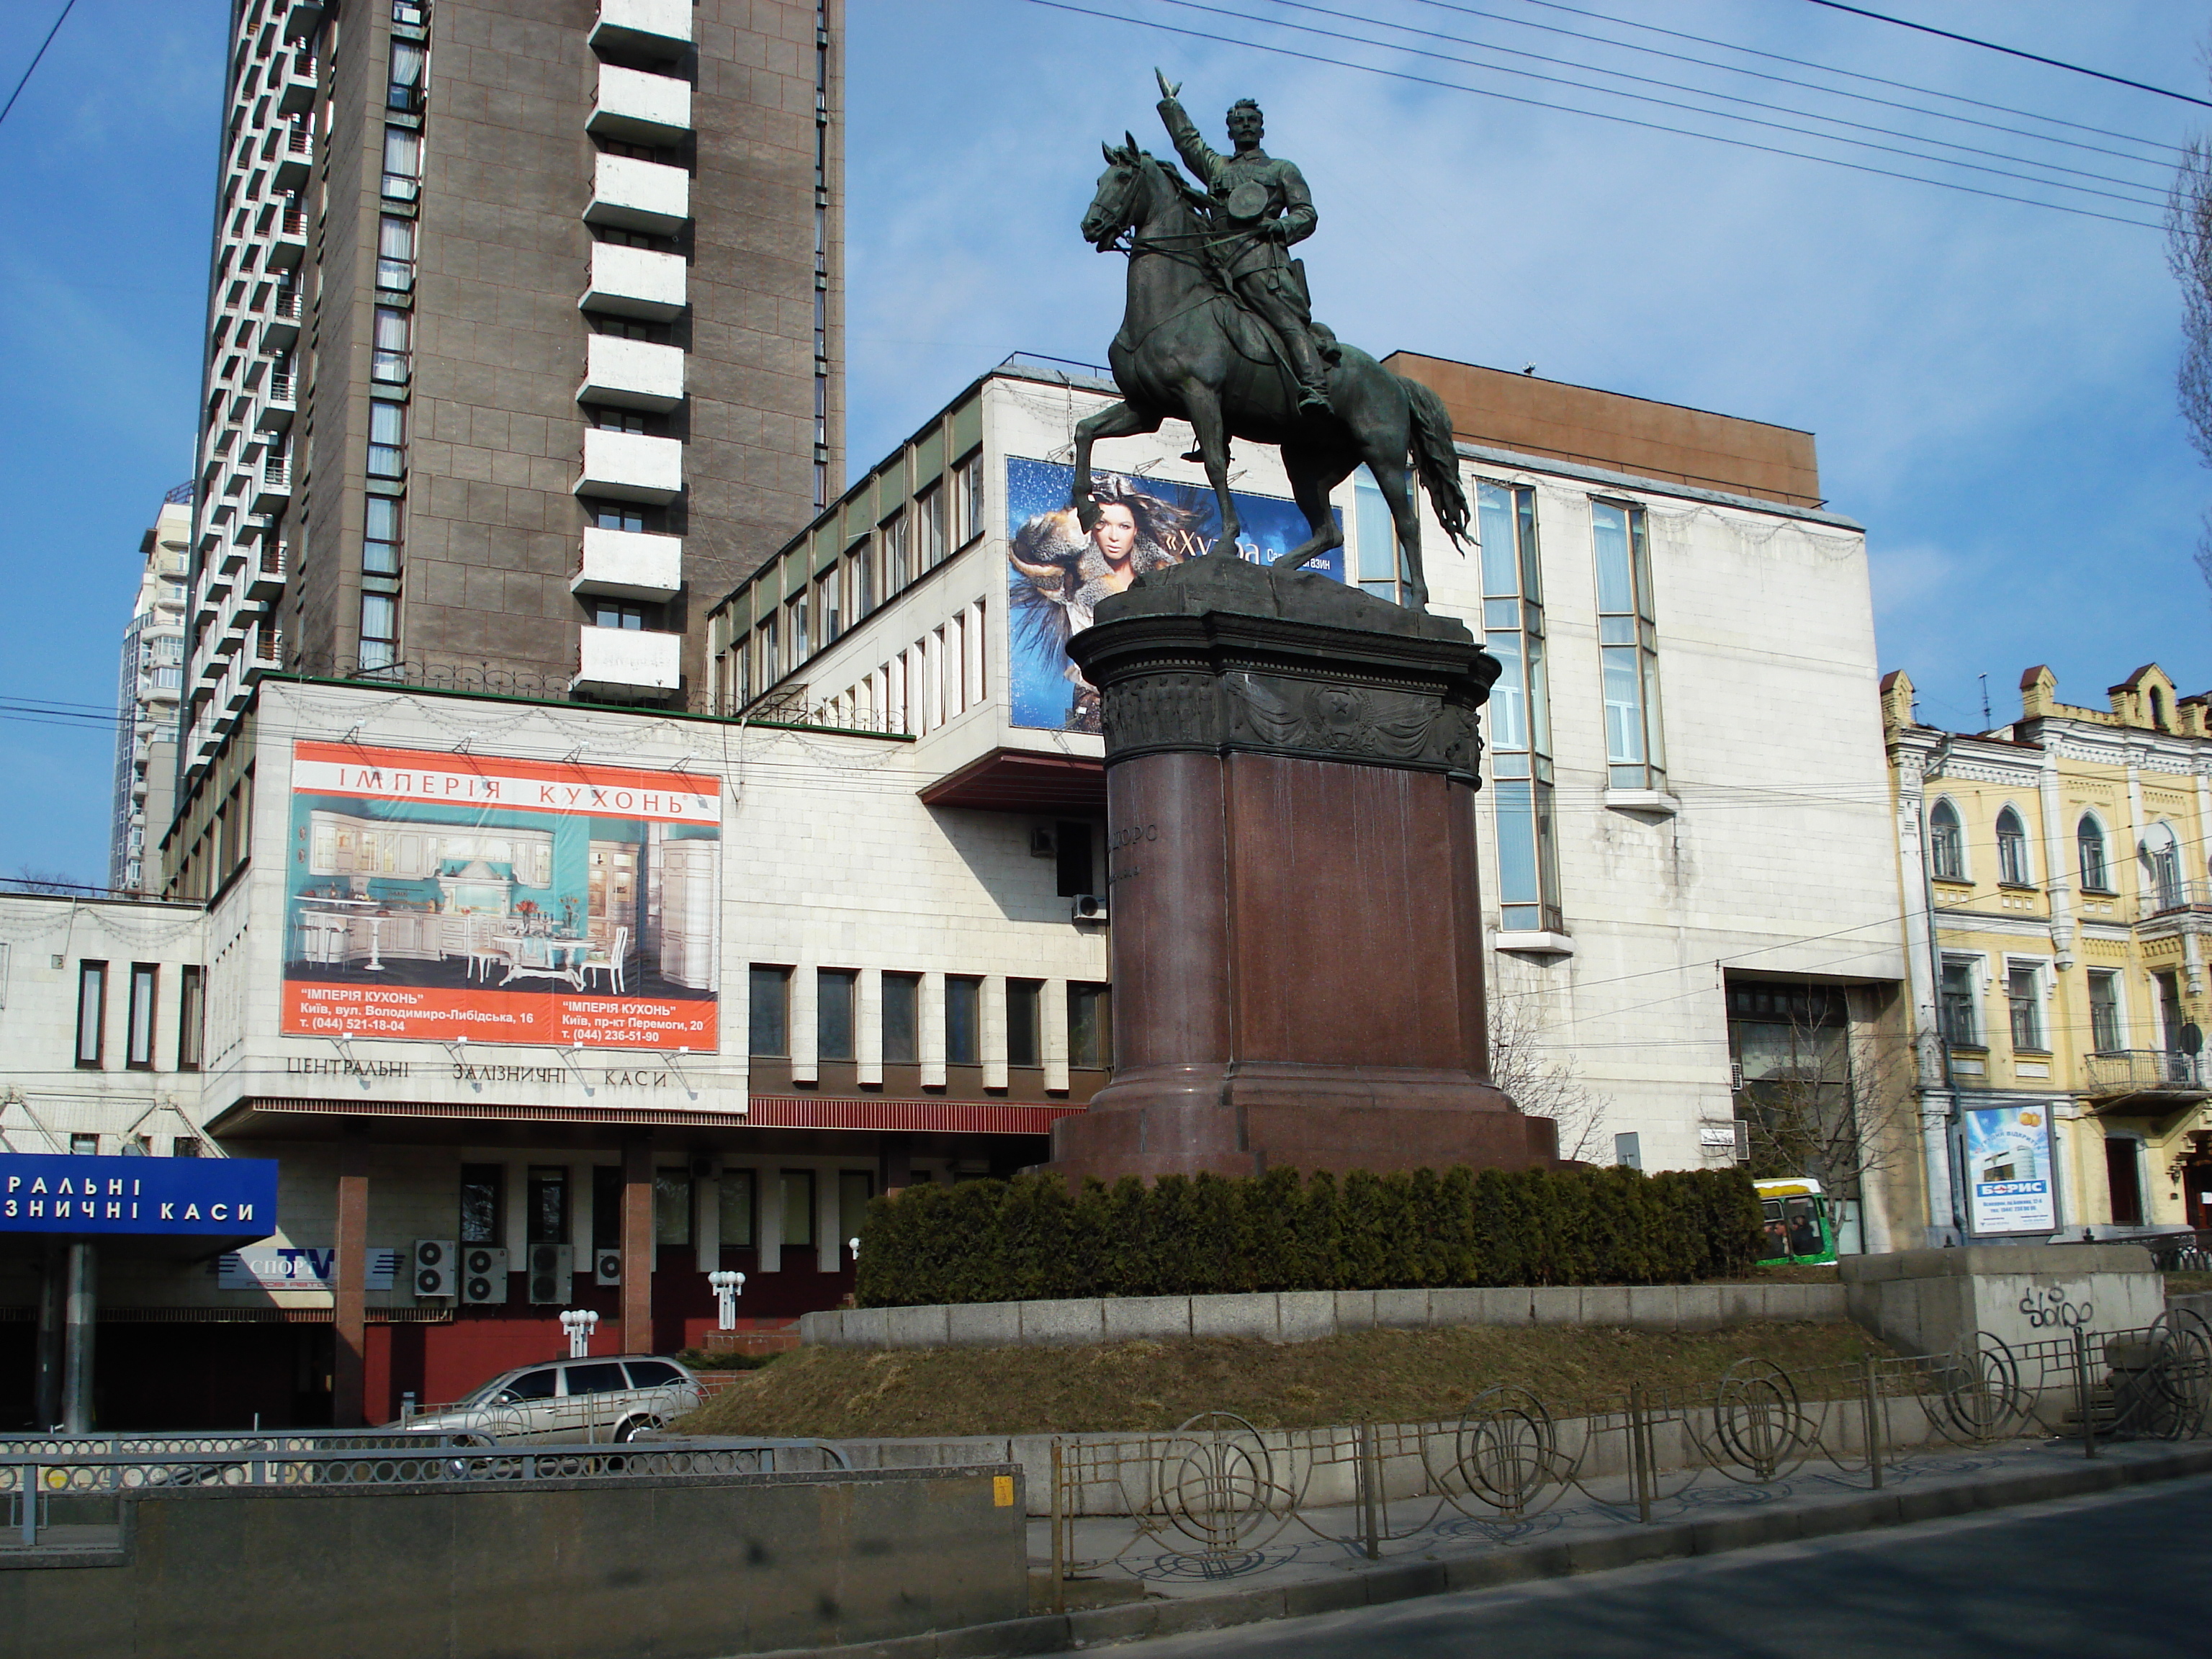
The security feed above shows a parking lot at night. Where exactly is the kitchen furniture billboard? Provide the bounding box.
[1964,1105,2056,1234]
[1006,457,1343,732]
[282,741,720,1051]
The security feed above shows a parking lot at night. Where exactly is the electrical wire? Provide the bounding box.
[1398,0,2181,166]
[0,0,75,132]
[1244,0,2172,202]
[1800,0,2212,111]
[1513,0,2178,153]
[1023,0,2164,230]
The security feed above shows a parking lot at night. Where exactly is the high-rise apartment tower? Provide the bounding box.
[179,0,844,800]
[110,491,194,894]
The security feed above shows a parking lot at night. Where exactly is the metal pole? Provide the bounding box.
[1049,1437,1066,1616]
[20,1463,39,1547]
[33,1240,63,1430]
[1863,1354,1884,1491]
[60,1243,96,1436]
[1629,1385,1651,1524]
[2074,1326,2097,1459]
[1359,1423,1381,1560]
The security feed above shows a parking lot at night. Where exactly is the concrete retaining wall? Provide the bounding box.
[800,1281,1847,1350]
[0,1465,1026,1659]
[1841,1244,2160,1359]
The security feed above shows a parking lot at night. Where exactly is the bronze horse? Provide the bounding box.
[1074,138,1469,611]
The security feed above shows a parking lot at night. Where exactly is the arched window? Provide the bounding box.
[2150,687,2168,730]
[1995,807,2031,886]
[1929,799,1966,881]
[2077,814,2110,892]
[2144,822,2184,913]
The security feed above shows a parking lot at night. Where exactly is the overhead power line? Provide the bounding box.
[1028,0,2162,229]
[0,0,76,131]
[1801,0,2212,110]
[1245,0,2167,204]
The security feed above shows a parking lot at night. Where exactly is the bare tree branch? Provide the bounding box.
[1488,996,1609,1165]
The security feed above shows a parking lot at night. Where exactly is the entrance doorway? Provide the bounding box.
[2105,1136,2144,1228]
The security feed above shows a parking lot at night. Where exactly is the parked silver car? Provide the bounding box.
[400,1354,702,1443]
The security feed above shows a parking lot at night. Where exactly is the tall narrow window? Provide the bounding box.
[1067,982,1112,1069]
[847,537,876,620]
[1995,807,2032,886]
[126,963,158,1070]
[387,40,426,109]
[527,1166,569,1244]
[177,964,204,1071]
[748,966,791,1057]
[1938,959,1979,1048]
[945,975,981,1066]
[717,1167,757,1249]
[75,962,107,1069]
[781,1169,817,1250]
[2088,970,2123,1053]
[1354,477,1406,603]
[788,593,810,663]
[381,125,421,199]
[360,591,400,671]
[2146,824,2185,912]
[376,214,415,290]
[882,508,910,590]
[1006,979,1043,1068]
[1055,821,1094,899]
[1591,500,1664,789]
[367,398,406,477]
[2005,964,2043,1051]
[818,571,842,646]
[817,968,857,1062]
[2077,814,2110,891]
[918,485,947,568]
[1479,480,1560,932]
[372,305,411,384]
[459,1164,503,1243]
[654,1170,692,1245]
[1928,799,1966,881]
[956,451,984,545]
[882,971,920,1064]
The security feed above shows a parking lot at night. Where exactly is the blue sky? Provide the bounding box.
[1,1,2207,881]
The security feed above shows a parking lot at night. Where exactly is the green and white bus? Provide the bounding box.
[1753,1177,1837,1266]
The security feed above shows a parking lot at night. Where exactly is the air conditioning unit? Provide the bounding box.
[593,1247,624,1287]
[1071,894,1108,922]
[459,1246,508,1305]
[412,1238,456,1299]
[526,1243,575,1304]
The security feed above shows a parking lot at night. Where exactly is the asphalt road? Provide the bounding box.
[1128,1475,2212,1658]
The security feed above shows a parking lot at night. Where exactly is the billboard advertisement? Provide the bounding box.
[1005,457,1344,732]
[282,742,720,1051]
[1964,1105,2056,1234]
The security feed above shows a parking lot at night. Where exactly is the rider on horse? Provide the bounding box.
[1154,70,1334,415]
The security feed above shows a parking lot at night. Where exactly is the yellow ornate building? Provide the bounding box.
[1884,665,2212,1245]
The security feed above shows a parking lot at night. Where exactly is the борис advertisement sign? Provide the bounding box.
[1004,457,1343,732]
[282,742,720,1051]
[1964,1105,2056,1234]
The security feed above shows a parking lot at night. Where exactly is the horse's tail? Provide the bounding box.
[1399,375,1471,547]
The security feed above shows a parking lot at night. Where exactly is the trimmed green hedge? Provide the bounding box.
[853,1166,1764,1308]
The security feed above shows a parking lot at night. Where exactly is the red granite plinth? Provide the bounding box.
[1042,555,1555,1184]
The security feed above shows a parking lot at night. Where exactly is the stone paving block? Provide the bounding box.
[885,1303,950,1350]
[1334,1290,1379,1332]
[1369,1287,1427,1329]
[1529,1286,1581,1326]
[1277,1290,1336,1344]
[1190,1292,1277,1341]
[1018,1298,1106,1346]
[1102,1295,1192,1344]
[946,1301,1021,1349]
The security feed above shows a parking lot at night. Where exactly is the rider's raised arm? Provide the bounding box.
[1156,95,1224,193]
[1274,160,1318,246]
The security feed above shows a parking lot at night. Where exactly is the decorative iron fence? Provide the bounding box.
[1039,1313,2212,1601]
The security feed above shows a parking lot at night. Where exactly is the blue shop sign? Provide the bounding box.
[0,1154,278,1237]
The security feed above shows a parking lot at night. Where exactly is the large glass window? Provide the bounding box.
[527,1166,569,1244]
[945,975,981,1066]
[2088,970,2123,1052]
[1928,799,1966,882]
[1067,982,1112,1069]
[1939,959,1979,1048]
[459,1164,503,1244]
[882,971,920,1064]
[1354,477,1406,603]
[1995,807,2032,886]
[1479,480,1560,932]
[1006,979,1042,1068]
[817,968,856,1062]
[780,1169,815,1247]
[748,966,791,1057]
[2077,814,2110,891]
[653,1170,692,1245]
[717,1168,756,1249]
[1591,500,1664,789]
[387,40,426,109]
[2005,964,2044,1051]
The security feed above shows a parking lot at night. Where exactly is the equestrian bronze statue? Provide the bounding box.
[1072,71,1470,611]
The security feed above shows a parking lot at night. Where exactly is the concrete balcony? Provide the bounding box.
[282,1,328,41]
[256,370,297,432]
[573,626,683,699]
[278,53,318,116]
[589,64,692,145]
[572,527,683,602]
[245,622,284,673]
[251,458,293,518]
[269,206,307,269]
[261,286,303,351]
[246,541,287,603]
[585,154,689,235]
[590,0,691,60]
[580,242,686,321]
[575,428,682,504]
[2082,1050,2211,1113]
[270,122,313,191]
[578,335,684,412]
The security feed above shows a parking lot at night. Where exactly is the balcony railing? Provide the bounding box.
[2081,1049,2208,1102]
[272,122,313,189]
[264,285,303,350]
[246,544,287,603]
[270,208,307,269]
[2136,881,2212,924]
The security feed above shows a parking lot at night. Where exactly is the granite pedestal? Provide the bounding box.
[1043,554,1555,1184]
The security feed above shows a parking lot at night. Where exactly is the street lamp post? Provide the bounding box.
[559,1308,601,1359]
[708,1269,745,1331]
